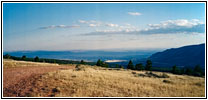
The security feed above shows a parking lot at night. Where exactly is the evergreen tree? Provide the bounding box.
[180,68,185,75]
[127,60,134,70]
[119,65,124,69]
[145,60,152,71]
[194,65,202,73]
[22,55,26,60]
[102,63,109,68]
[193,65,202,76]
[34,56,39,62]
[80,60,85,64]
[115,64,119,68]
[185,68,193,75]
[135,63,144,71]
[171,65,180,74]
[53,59,56,63]
[96,59,102,66]
[3,54,11,59]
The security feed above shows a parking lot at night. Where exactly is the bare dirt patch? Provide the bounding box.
[3,60,75,97]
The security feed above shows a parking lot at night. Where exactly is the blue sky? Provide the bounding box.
[3,3,205,51]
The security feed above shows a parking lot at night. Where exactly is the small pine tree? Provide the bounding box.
[180,68,185,75]
[22,55,26,60]
[101,62,109,68]
[119,65,124,69]
[53,59,56,63]
[96,59,102,66]
[127,60,134,70]
[135,63,144,71]
[34,56,39,62]
[4,54,11,59]
[80,60,85,64]
[171,65,180,74]
[193,65,202,76]
[145,60,152,71]
[105,63,109,68]
[194,65,202,73]
[115,64,119,68]
[185,68,193,75]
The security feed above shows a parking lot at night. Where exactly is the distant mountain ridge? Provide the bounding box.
[149,43,205,68]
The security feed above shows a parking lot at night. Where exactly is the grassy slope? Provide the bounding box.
[3,59,205,97]
[29,65,205,97]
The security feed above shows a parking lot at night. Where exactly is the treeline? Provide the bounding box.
[125,59,204,77]
[3,54,96,65]
[4,54,204,77]
[126,60,152,71]
[96,59,125,68]
[171,65,204,77]
[96,59,110,68]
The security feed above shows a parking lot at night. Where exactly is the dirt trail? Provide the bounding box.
[3,65,75,97]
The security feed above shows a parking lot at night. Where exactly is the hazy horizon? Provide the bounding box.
[3,43,205,53]
[3,3,205,51]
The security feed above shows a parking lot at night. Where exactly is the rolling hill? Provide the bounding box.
[149,43,205,69]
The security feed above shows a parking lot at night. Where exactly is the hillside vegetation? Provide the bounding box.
[3,59,59,68]
[149,43,205,68]
[3,60,205,97]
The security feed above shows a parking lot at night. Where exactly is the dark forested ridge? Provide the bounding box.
[149,43,205,69]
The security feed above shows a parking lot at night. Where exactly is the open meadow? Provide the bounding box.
[3,2,206,98]
[3,59,205,97]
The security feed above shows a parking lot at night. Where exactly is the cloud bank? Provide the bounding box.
[83,19,205,36]
[39,19,204,36]
[141,19,205,34]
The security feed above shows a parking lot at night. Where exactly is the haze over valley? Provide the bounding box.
[3,2,206,97]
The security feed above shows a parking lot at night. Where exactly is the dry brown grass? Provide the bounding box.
[28,65,205,97]
[3,59,59,68]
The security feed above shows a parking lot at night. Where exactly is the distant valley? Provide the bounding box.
[3,50,156,63]
[4,43,205,69]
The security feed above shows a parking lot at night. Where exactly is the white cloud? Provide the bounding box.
[143,19,205,34]
[89,24,97,27]
[78,20,88,24]
[84,23,140,35]
[83,19,205,36]
[125,24,131,26]
[57,25,66,28]
[95,29,121,33]
[128,12,142,16]
[79,20,102,24]
[78,20,103,27]
[40,25,80,29]
[105,23,119,27]
[78,20,121,27]
[149,19,204,29]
